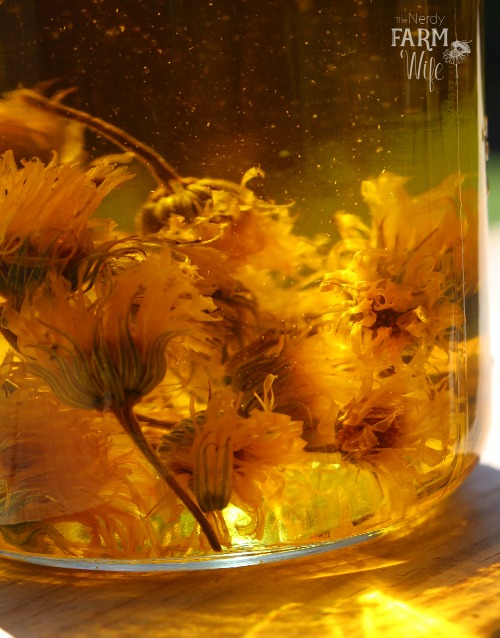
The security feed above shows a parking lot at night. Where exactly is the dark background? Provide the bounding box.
[485,0,500,225]
[485,0,499,151]
[0,2,497,152]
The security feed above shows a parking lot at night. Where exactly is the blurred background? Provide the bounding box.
[486,0,500,219]
[484,0,499,468]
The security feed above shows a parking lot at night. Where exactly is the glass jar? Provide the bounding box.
[0,0,489,570]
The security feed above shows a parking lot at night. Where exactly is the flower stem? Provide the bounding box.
[19,90,182,188]
[113,404,222,552]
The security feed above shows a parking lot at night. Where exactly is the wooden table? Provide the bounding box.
[0,462,498,638]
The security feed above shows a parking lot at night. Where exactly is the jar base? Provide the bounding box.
[0,529,388,572]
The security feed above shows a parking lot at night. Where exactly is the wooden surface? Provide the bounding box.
[0,463,498,638]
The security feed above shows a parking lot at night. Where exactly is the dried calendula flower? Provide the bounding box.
[360,172,462,253]
[161,377,306,538]
[7,411,195,560]
[5,247,220,410]
[322,174,467,368]
[0,86,84,163]
[335,370,453,478]
[4,247,224,550]
[0,385,128,526]
[0,150,131,301]
[17,90,325,280]
[227,327,363,451]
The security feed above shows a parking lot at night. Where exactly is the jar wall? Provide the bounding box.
[0,0,489,568]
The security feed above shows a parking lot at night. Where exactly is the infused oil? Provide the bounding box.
[0,0,489,568]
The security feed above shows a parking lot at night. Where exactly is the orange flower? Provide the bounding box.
[154,167,324,291]
[322,174,468,367]
[0,87,84,163]
[0,366,128,525]
[335,371,453,478]
[4,248,218,411]
[160,378,306,538]
[3,248,225,551]
[0,150,131,298]
[226,327,365,452]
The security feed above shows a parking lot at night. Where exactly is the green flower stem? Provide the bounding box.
[113,404,222,552]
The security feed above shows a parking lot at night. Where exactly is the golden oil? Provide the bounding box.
[0,0,489,569]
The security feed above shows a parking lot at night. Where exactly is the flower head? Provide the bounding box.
[160,378,306,537]
[152,168,325,323]
[0,150,131,299]
[226,327,364,452]
[335,371,453,478]
[0,362,128,525]
[4,248,218,412]
[0,87,84,163]
[322,174,468,367]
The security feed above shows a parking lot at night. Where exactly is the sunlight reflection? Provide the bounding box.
[359,591,470,637]
[294,554,406,579]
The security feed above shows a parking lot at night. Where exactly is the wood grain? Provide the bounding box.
[0,463,498,638]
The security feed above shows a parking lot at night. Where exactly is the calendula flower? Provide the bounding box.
[0,365,128,526]
[172,243,263,355]
[160,377,306,538]
[0,150,131,299]
[3,247,224,551]
[335,371,453,478]
[322,174,468,367]
[227,327,364,451]
[40,436,183,559]
[4,248,217,411]
[0,86,84,163]
[153,168,324,279]
[361,172,463,254]
[0,357,186,558]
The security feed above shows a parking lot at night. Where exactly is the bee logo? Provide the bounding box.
[443,40,471,64]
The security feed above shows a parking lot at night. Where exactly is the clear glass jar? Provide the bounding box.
[0,0,489,570]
